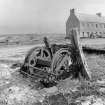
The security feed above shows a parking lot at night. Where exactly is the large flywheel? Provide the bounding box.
[51,48,72,79]
[23,47,52,74]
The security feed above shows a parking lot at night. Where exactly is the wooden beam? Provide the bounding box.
[69,28,91,80]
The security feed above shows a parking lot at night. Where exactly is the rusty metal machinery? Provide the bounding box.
[20,41,73,85]
[21,46,72,85]
[20,29,91,86]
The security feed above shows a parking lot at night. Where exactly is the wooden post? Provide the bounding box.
[43,37,53,59]
[69,28,91,80]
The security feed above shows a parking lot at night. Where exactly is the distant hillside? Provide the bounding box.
[0,33,65,46]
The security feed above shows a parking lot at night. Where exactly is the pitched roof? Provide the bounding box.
[75,12,105,23]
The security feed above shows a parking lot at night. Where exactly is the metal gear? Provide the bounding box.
[23,47,52,74]
[51,48,72,77]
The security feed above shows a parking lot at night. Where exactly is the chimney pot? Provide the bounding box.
[96,12,102,17]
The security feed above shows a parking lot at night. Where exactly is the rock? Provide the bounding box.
[48,93,68,105]
[10,62,22,69]
[43,86,58,95]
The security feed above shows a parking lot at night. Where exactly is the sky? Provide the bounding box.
[0,0,105,34]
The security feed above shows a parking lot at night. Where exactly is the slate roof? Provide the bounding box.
[75,12,105,23]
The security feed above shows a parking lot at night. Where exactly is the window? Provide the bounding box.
[87,23,89,27]
[83,32,84,37]
[100,24,102,28]
[96,24,98,28]
[91,23,93,27]
[87,32,90,37]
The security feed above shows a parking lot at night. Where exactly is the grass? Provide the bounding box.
[1,36,105,104]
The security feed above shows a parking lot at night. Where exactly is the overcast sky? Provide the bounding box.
[0,0,105,34]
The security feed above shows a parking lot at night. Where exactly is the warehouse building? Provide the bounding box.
[66,9,105,38]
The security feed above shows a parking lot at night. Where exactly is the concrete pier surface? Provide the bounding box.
[81,38,105,48]
[80,38,105,53]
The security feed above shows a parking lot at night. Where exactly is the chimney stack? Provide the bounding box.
[70,8,75,14]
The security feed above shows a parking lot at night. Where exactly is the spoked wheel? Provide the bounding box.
[51,48,72,80]
[22,47,52,74]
